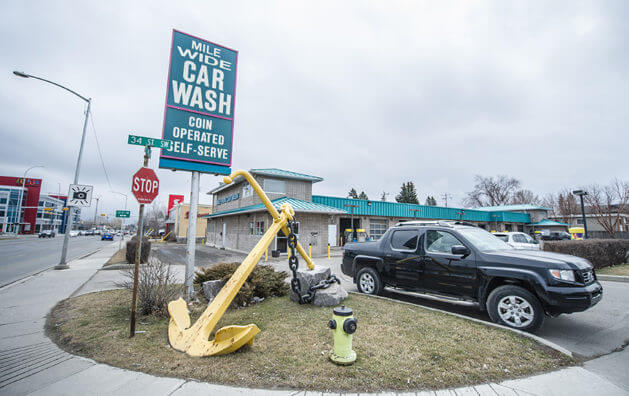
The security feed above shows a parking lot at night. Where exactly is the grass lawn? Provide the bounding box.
[596,263,629,276]
[103,248,127,266]
[46,290,571,392]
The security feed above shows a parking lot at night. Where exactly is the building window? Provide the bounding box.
[369,219,387,240]
[255,221,265,235]
[263,179,285,194]
[249,222,254,235]
[0,198,6,204]
[242,184,253,198]
[576,219,583,225]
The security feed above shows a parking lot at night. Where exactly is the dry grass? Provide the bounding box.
[596,263,629,276]
[46,290,571,392]
[103,248,127,266]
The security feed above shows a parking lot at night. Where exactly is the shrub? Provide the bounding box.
[543,239,629,269]
[117,256,182,316]
[194,262,289,307]
[125,236,151,263]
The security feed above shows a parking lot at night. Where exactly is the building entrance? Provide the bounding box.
[339,217,360,243]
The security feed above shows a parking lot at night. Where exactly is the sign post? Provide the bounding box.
[159,30,238,302]
[129,147,160,337]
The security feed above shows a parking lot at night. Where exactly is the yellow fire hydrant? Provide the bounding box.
[327,305,357,365]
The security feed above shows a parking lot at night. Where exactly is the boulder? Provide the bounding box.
[202,279,225,303]
[289,265,347,306]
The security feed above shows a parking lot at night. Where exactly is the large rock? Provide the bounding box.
[289,265,347,306]
[202,279,225,303]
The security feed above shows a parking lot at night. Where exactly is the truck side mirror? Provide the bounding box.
[451,245,470,256]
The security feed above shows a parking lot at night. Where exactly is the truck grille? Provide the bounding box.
[581,270,594,284]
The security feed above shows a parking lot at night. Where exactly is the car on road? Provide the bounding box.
[101,232,113,241]
[342,221,603,331]
[69,230,79,237]
[493,232,540,250]
[38,229,56,238]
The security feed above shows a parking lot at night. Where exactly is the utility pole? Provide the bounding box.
[442,193,453,207]
[92,196,100,228]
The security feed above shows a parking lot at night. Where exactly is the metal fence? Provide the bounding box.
[588,231,629,239]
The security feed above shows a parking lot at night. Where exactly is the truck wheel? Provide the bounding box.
[356,267,382,295]
[486,285,544,332]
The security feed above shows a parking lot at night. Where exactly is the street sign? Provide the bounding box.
[116,210,131,218]
[132,167,159,204]
[128,134,172,149]
[67,184,93,207]
[158,30,238,175]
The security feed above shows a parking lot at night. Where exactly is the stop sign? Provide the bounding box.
[132,167,159,204]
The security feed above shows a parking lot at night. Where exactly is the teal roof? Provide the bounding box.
[312,196,531,223]
[529,219,569,227]
[475,204,551,212]
[204,197,345,218]
[250,168,323,183]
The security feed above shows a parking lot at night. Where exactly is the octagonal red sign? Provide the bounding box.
[132,167,159,204]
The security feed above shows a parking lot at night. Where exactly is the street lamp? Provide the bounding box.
[344,203,359,242]
[16,165,44,234]
[572,190,589,239]
[14,70,91,269]
[111,191,128,250]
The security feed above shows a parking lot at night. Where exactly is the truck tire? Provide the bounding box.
[486,285,544,332]
[356,267,382,295]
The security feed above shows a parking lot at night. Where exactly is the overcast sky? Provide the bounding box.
[1,1,627,220]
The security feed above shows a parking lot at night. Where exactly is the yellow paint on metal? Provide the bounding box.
[160,230,172,242]
[167,169,314,357]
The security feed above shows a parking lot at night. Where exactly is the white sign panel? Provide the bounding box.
[67,184,93,207]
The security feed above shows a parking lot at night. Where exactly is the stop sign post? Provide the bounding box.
[129,146,161,337]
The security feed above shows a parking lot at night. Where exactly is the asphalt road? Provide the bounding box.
[0,235,114,287]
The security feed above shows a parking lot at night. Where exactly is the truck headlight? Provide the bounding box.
[549,269,575,282]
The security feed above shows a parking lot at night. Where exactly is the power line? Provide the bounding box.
[88,107,113,190]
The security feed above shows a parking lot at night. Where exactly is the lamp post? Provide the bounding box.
[572,190,589,239]
[410,208,421,220]
[13,70,91,270]
[344,203,359,242]
[111,191,128,250]
[92,196,101,229]
[17,165,44,235]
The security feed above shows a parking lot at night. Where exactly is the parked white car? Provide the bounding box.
[69,230,79,237]
[494,232,540,250]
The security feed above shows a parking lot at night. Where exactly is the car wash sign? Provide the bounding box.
[159,30,237,175]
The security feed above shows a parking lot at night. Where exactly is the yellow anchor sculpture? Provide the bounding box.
[168,169,315,357]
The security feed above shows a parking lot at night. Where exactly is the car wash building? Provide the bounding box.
[204,168,554,256]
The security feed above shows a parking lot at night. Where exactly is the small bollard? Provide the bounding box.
[327,243,330,258]
[327,305,357,365]
[309,243,312,258]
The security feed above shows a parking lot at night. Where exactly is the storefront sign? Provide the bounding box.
[217,193,239,205]
[159,30,238,175]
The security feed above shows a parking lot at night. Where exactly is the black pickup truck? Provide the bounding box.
[341,221,603,331]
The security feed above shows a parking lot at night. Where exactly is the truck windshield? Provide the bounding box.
[458,228,513,252]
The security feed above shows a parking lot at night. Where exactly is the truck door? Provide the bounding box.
[383,228,423,289]
[422,229,476,298]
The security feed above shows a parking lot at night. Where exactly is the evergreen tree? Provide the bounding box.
[358,191,369,200]
[380,192,388,201]
[395,182,419,204]
[348,188,359,199]
[425,195,437,206]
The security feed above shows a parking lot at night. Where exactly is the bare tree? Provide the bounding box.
[556,188,580,223]
[144,202,167,233]
[540,193,558,217]
[511,189,540,205]
[583,179,629,237]
[464,175,521,207]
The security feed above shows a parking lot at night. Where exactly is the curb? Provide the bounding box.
[597,274,629,283]
[349,291,574,358]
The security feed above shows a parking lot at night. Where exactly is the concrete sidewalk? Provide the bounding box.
[0,245,627,395]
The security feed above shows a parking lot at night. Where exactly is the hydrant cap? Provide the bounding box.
[333,305,353,317]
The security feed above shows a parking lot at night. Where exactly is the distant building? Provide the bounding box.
[203,168,564,256]
[165,202,212,242]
